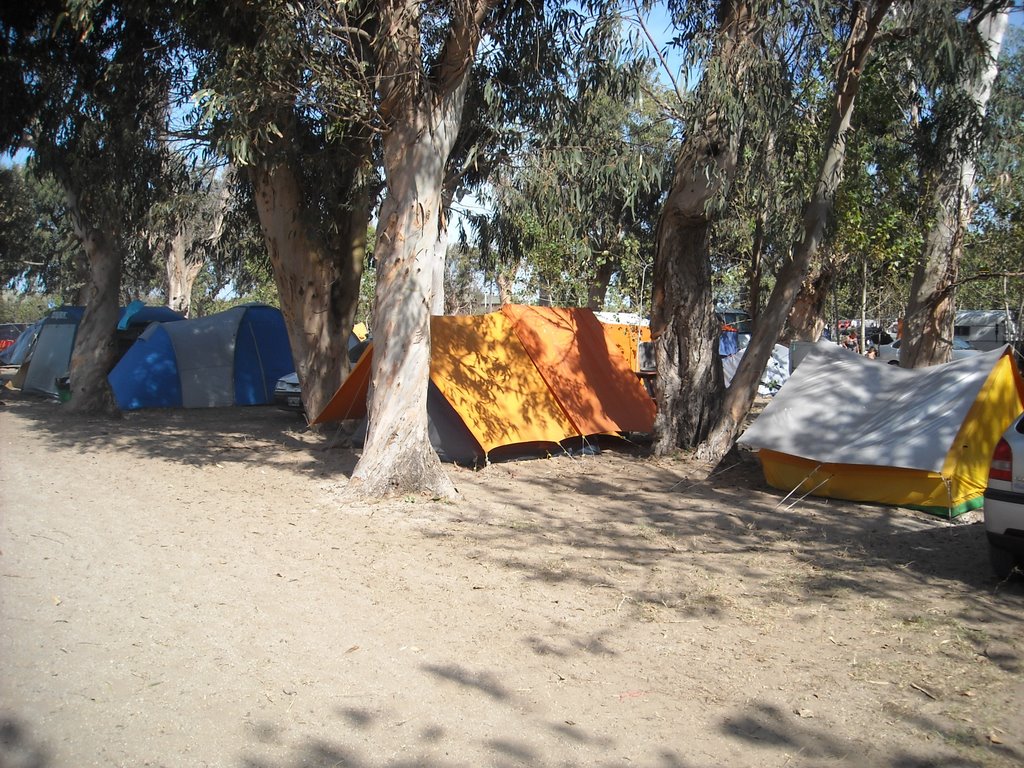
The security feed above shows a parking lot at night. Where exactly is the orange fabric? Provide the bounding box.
[309,345,372,425]
[501,305,656,435]
[429,312,578,453]
[600,323,651,372]
[312,306,657,453]
[312,314,578,452]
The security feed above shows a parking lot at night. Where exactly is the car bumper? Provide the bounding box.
[274,391,304,413]
[984,486,1024,557]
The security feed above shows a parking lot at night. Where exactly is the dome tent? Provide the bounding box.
[18,305,185,398]
[312,305,656,464]
[109,304,294,410]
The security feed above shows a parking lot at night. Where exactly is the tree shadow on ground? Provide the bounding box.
[0,714,49,768]
[0,391,359,479]
[443,441,1024,602]
[231,688,1011,768]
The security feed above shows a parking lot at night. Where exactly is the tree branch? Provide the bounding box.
[431,0,496,99]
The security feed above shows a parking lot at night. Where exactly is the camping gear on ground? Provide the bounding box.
[18,305,184,399]
[722,339,791,395]
[313,305,656,464]
[739,344,1024,517]
[108,303,293,409]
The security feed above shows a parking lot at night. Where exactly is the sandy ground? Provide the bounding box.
[1,388,1023,768]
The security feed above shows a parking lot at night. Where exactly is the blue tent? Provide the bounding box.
[20,305,185,398]
[109,304,294,409]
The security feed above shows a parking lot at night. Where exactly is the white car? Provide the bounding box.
[876,336,979,365]
[985,412,1024,579]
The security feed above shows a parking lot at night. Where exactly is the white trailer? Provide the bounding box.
[954,310,1019,351]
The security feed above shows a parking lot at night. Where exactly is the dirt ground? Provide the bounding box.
[1,387,1022,768]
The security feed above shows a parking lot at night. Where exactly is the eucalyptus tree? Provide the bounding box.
[901,3,1012,367]
[630,0,894,459]
[960,27,1024,316]
[181,0,377,420]
[646,0,776,455]
[0,1,174,414]
[348,0,590,497]
[479,49,673,311]
[700,0,894,459]
[785,56,922,342]
[351,0,511,498]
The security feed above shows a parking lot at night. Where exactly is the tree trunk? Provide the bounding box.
[901,8,1008,368]
[586,258,616,310]
[783,261,839,343]
[60,181,121,416]
[430,215,449,315]
[651,215,724,454]
[164,224,203,316]
[71,249,91,305]
[747,205,765,322]
[252,160,365,421]
[496,269,515,306]
[859,256,868,354]
[164,177,231,317]
[430,185,457,315]
[699,0,892,462]
[350,83,471,498]
[650,0,756,455]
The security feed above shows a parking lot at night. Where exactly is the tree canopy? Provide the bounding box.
[1,0,1021,491]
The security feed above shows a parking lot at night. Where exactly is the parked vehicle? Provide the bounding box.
[274,372,303,413]
[864,326,894,347]
[984,412,1024,579]
[876,336,979,365]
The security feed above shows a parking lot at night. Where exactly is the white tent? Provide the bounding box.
[738,344,1024,515]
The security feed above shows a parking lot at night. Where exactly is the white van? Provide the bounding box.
[955,310,1019,352]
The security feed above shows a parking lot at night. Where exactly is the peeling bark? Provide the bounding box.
[348,0,491,498]
[350,106,463,499]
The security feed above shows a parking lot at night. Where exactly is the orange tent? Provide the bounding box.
[600,322,652,372]
[312,306,655,463]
